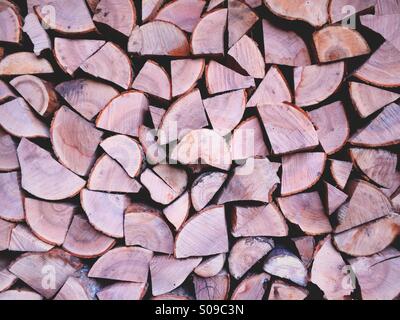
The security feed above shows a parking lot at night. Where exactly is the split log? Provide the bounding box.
[0,289,42,300]
[23,13,51,55]
[193,270,230,300]
[55,79,119,121]
[349,103,400,147]
[191,9,227,55]
[264,0,329,28]
[0,172,24,222]
[96,91,149,137]
[263,248,308,287]
[393,193,400,212]
[128,21,190,56]
[207,0,224,11]
[228,0,258,48]
[218,157,280,203]
[380,172,400,198]
[9,224,54,252]
[142,0,164,22]
[0,52,53,75]
[203,89,246,136]
[324,181,348,215]
[175,205,229,258]
[132,60,171,101]
[0,219,15,251]
[62,215,115,258]
[292,236,315,268]
[313,26,370,63]
[232,203,288,237]
[330,159,352,189]
[258,103,318,155]
[158,89,208,144]
[349,247,400,300]
[0,5,21,44]
[97,282,147,300]
[228,237,274,279]
[334,214,400,257]
[354,41,400,87]
[171,59,205,98]
[153,164,188,195]
[125,204,174,254]
[329,0,376,23]
[262,19,311,67]
[25,198,74,246]
[149,106,165,129]
[231,273,269,300]
[294,62,345,107]
[206,60,255,95]
[54,276,94,300]
[375,0,400,15]
[8,249,82,299]
[281,152,326,196]
[194,254,226,278]
[308,101,349,155]
[80,42,133,89]
[155,0,206,33]
[140,169,179,205]
[0,128,19,171]
[310,236,353,300]
[100,135,144,178]
[18,139,86,200]
[0,265,17,293]
[268,280,309,300]
[163,191,190,230]
[93,0,136,37]
[0,80,15,103]
[138,125,167,165]
[88,246,153,282]
[244,0,261,8]
[150,255,201,296]
[247,66,292,107]
[191,171,227,211]
[80,189,130,238]
[54,38,105,76]
[278,192,332,235]
[228,35,265,79]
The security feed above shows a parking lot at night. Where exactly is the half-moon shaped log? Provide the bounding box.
[194,253,226,278]
[193,270,230,300]
[0,52,53,75]
[142,0,164,22]
[231,273,270,300]
[0,219,15,250]
[0,128,19,172]
[0,6,21,44]
[9,224,54,252]
[191,171,227,211]
[97,282,148,300]
[0,172,24,222]
[361,14,400,51]
[171,59,205,98]
[228,0,258,48]
[323,181,348,215]
[329,0,376,23]
[330,159,352,189]
[163,191,190,230]
[268,280,309,300]
[22,13,51,55]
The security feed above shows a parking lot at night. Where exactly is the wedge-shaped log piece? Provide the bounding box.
[361,14,400,51]
[218,157,280,203]
[203,90,246,136]
[229,237,274,279]
[295,62,344,107]
[150,255,202,296]
[0,6,21,44]
[354,42,400,87]
[263,248,307,287]
[93,0,136,36]
[9,224,53,252]
[0,289,42,300]
[140,169,180,205]
[0,219,15,250]
[350,148,397,188]
[191,9,227,55]
[375,0,400,15]
[142,0,164,22]
[264,0,329,27]
[330,159,352,189]
[0,128,19,171]
[207,0,224,11]
[380,172,400,198]
[171,129,232,171]
[311,236,352,300]
[334,214,400,257]
[149,106,165,129]
[100,135,144,178]
[231,273,269,300]
[34,0,96,34]
[228,0,258,48]
[171,59,205,98]
[125,204,174,254]
[55,79,119,121]
[206,61,255,95]
[175,205,228,258]
[281,152,326,196]
[81,189,130,238]
[97,282,148,300]
[54,38,105,76]
[349,103,400,147]
[51,106,103,176]
[132,60,171,100]
[128,21,189,56]
[8,249,82,299]
[292,236,315,268]
[247,66,291,107]
[158,89,208,144]
[25,198,74,246]
[155,0,205,33]
[0,263,17,293]
[23,13,51,55]
[244,0,261,7]
[269,280,309,300]
[308,101,349,155]
[232,203,288,237]
[335,180,393,233]
[0,52,53,75]
[96,91,149,137]
[10,75,59,117]
[194,254,226,278]
[193,270,230,300]
[324,181,348,215]
[163,191,190,230]
[278,192,332,235]
[329,0,376,23]
[259,104,318,155]
[138,126,167,165]
[80,42,133,89]
[0,80,15,103]
[0,172,24,222]
[314,26,370,63]
[191,172,227,211]
[349,247,400,300]
[17,139,86,200]
[0,98,49,138]
[54,276,95,300]
[262,19,310,67]
[153,164,188,195]
[63,215,115,258]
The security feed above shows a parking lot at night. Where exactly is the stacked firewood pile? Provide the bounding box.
[0,0,399,300]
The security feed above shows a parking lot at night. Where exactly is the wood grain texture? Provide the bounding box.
[0,52,53,75]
